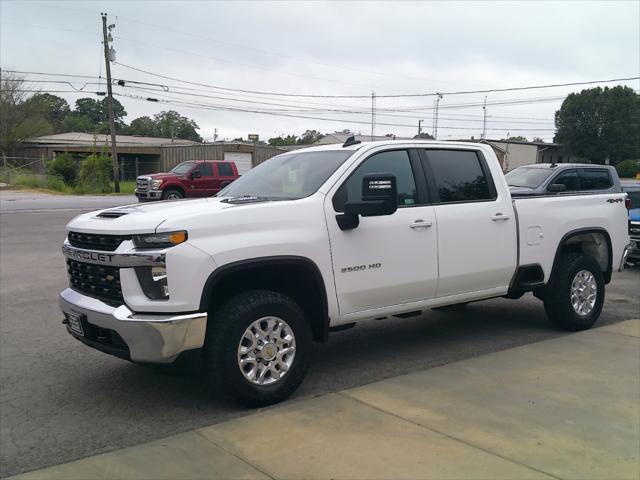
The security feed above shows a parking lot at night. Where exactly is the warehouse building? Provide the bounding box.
[18,133,286,179]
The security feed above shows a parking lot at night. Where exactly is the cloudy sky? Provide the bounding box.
[1,0,639,142]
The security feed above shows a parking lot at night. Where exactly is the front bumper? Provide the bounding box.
[59,288,207,364]
[135,189,162,201]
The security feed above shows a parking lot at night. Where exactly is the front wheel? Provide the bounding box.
[161,188,183,200]
[203,290,312,406]
[543,253,604,331]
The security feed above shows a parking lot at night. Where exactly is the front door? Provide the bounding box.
[325,149,439,317]
[189,163,215,197]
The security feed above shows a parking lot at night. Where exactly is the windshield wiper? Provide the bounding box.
[221,195,272,204]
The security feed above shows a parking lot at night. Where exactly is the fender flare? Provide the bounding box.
[199,255,330,342]
[550,227,613,284]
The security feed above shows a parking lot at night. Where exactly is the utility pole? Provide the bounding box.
[434,93,443,140]
[371,91,376,141]
[418,119,423,137]
[482,96,487,140]
[101,12,119,192]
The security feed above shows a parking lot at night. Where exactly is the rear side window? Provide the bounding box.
[333,150,418,211]
[580,169,612,190]
[551,170,579,191]
[424,150,494,203]
[217,162,234,176]
[193,163,214,177]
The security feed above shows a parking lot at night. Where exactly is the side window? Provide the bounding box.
[580,169,612,190]
[193,163,213,177]
[551,170,579,191]
[333,150,417,211]
[425,150,494,203]
[217,162,233,176]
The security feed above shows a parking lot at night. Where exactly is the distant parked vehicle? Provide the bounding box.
[135,160,239,202]
[622,179,640,263]
[505,163,622,196]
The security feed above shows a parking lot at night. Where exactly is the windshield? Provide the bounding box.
[505,167,553,188]
[218,150,353,199]
[170,162,195,175]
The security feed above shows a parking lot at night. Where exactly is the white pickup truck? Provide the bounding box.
[60,139,632,405]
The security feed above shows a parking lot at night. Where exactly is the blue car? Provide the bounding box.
[622,179,640,263]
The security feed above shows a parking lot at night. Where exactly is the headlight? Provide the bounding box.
[151,179,163,189]
[136,266,169,299]
[133,231,187,249]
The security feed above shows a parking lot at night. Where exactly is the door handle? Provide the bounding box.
[491,213,510,221]
[410,220,433,229]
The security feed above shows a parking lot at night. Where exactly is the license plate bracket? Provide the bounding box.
[66,311,85,336]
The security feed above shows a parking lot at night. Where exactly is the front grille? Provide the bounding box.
[68,231,131,251]
[136,178,149,191]
[67,259,123,306]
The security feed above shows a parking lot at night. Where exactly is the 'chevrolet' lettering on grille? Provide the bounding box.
[62,245,115,263]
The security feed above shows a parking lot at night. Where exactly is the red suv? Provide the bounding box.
[135,160,239,202]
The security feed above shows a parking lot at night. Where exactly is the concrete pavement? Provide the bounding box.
[12,320,640,480]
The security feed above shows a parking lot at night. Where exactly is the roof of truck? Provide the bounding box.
[287,139,493,152]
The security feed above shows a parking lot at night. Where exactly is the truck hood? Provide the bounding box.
[141,173,182,180]
[67,198,229,234]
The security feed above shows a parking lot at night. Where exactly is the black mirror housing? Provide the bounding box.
[336,173,398,230]
[191,170,202,179]
[548,183,566,192]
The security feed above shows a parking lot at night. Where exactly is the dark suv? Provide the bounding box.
[505,163,622,197]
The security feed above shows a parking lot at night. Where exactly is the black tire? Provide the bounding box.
[203,290,312,407]
[543,253,604,331]
[161,188,183,200]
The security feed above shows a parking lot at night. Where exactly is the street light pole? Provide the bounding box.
[434,94,443,140]
[101,12,119,193]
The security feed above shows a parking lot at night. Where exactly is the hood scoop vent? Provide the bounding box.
[97,210,129,219]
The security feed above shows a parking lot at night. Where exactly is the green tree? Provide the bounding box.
[616,159,639,178]
[70,97,127,133]
[554,86,640,165]
[502,136,528,142]
[127,116,156,137]
[268,134,298,146]
[413,132,434,139]
[152,110,202,141]
[0,75,53,156]
[297,130,324,144]
[78,153,112,193]
[48,153,78,185]
[25,93,70,131]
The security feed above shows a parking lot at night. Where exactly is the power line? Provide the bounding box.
[114,63,639,99]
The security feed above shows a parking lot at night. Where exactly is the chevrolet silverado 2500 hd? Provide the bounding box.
[60,139,632,406]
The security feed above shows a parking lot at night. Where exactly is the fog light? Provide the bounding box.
[136,266,169,300]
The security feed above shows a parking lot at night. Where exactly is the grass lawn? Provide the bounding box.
[117,181,136,194]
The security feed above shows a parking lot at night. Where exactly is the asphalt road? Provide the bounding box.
[1,192,639,478]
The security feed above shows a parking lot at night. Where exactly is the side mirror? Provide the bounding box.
[336,173,398,231]
[548,183,566,193]
[191,170,202,179]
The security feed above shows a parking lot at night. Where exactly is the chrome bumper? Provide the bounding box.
[59,288,207,364]
[135,188,162,200]
[619,243,634,271]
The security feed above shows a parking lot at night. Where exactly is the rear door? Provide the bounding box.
[419,148,517,297]
[213,162,236,195]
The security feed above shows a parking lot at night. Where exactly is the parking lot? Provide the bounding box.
[1,192,639,478]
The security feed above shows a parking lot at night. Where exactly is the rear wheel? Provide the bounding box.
[543,253,604,331]
[203,290,312,406]
[161,189,183,200]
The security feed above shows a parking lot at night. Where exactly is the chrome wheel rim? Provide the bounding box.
[570,270,597,316]
[237,316,296,386]
[166,193,181,200]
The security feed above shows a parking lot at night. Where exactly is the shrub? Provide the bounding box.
[616,159,639,179]
[78,154,113,193]
[48,154,78,185]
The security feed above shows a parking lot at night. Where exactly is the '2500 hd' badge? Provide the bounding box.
[341,263,382,273]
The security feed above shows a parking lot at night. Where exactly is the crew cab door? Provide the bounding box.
[418,148,517,297]
[213,162,236,195]
[325,148,438,317]
[189,162,215,197]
